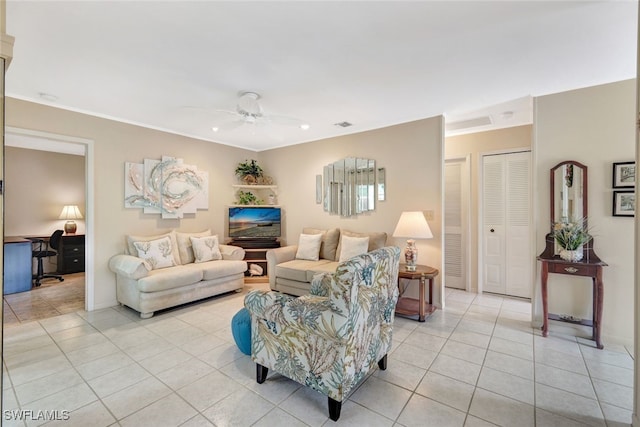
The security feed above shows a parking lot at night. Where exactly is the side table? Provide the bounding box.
[395,264,439,322]
[538,256,607,349]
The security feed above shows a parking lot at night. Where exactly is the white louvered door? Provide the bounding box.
[482,152,531,298]
[445,160,465,290]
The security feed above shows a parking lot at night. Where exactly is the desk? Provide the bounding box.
[395,264,439,322]
[538,256,607,349]
[4,237,32,294]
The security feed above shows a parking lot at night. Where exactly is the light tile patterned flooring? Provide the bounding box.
[1,282,634,426]
[4,273,85,325]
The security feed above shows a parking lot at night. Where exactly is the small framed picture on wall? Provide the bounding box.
[613,190,635,217]
[613,161,635,188]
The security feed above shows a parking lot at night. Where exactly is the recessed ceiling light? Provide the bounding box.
[38,92,58,102]
[212,127,219,132]
[300,123,310,130]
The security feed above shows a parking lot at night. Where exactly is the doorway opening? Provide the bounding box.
[4,127,94,323]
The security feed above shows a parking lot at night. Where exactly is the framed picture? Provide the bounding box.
[613,190,635,217]
[613,161,635,188]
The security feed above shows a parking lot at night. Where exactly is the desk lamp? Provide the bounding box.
[393,211,433,271]
[59,205,83,234]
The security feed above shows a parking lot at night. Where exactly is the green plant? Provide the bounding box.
[237,190,262,205]
[552,217,592,250]
[235,159,264,179]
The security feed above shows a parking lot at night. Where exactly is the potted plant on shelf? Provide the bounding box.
[237,190,262,205]
[552,217,592,262]
[235,159,263,185]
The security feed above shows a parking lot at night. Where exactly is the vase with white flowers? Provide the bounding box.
[552,218,592,262]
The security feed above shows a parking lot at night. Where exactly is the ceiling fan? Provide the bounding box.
[207,91,309,133]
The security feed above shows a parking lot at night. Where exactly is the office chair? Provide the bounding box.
[32,229,65,287]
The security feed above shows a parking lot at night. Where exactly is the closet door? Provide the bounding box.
[482,155,506,294]
[504,152,531,298]
[445,159,465,290]
[482,151,531,298]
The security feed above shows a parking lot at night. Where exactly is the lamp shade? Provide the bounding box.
[59,205,83,220]
[392,211,433,239]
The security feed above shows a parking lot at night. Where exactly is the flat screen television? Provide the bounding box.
[228,206,282,239]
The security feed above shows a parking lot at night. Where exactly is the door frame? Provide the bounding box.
[478,147,533,296]
[444,154,471,292]
[6,126,95,311]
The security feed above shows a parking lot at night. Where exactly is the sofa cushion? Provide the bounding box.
[304,261,340,282]
[176,229,212,264]
[191,235,222,263]
[127,230,181,266]
[335,229,387,261]
[193,260,248,280]
[295,233,323,261]
[302,227,340,260]
[276,259,333,283]
[338,235,370,262]
[133,236,177,270]
[136,265,203,292]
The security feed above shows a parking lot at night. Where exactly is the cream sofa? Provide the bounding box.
[109,230,247,318]
[266,227,387,296]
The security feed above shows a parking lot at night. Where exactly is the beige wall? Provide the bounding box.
[445,125,532,293]
[6,97,445,309]
[259,117,444,304]
[6,97,255,310]
[534,79,636,346]
[5,146,86,236]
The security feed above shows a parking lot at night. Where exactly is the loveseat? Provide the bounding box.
[109,230,247,318]
[266,227,387,296]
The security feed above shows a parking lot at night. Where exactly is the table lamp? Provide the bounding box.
[59,205,83,234]
[393,211,433,271]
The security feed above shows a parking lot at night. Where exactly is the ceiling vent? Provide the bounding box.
[445,116,492,132]
[334,121,353,128]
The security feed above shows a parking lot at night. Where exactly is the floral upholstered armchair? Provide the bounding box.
[244,246,400,421]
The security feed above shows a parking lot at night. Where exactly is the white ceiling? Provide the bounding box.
[5,1,637,151]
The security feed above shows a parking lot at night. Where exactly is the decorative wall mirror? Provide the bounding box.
[323,157,376,217]
[551,160,588,229]
[540,159,602,262]
[377,167,386,201]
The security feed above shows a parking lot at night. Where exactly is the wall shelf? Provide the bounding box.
[232,184,278,205]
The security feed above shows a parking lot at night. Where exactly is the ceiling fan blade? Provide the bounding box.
[263,114,307,127]
[213,120,245,132]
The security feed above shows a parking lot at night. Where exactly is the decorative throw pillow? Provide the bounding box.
[126,230,182,265]
[338,235,370,263]
[303,227,340,260]
[190,235,222,263]
[176,229,212,264]
[335,229,387,260]
[133,236,176,270]
[295,233,323,261]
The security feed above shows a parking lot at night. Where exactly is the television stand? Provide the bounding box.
[230,239,281,281]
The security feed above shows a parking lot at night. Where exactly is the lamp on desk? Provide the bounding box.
[393,211,433,272]
[59,205,83,234]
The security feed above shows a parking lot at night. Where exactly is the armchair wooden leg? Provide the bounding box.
[328,397,342,422]
[377,354,387,370]
[256,364,268,384]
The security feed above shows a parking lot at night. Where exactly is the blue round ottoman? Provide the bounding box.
[231,308,252,355]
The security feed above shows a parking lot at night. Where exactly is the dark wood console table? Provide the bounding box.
[538,252,607,349]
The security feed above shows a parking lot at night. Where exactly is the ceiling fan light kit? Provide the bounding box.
[206,91,309,134]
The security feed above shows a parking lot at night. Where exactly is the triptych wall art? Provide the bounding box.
[124,155,209,218]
